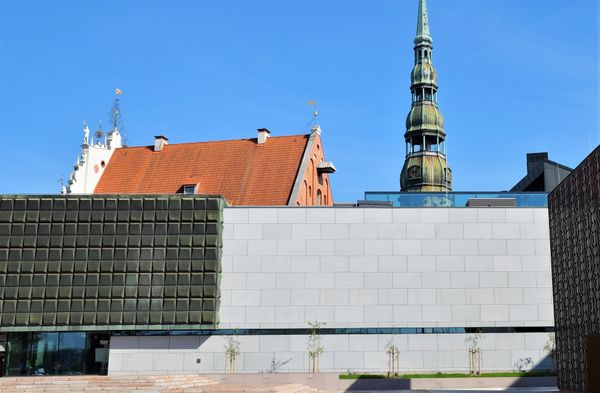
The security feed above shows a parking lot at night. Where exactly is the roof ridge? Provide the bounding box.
[118,133,310,150]
[544,159,574,172]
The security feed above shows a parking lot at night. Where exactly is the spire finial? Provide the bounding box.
[415,0,432,44]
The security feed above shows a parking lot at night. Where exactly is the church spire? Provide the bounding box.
[400,0,452,192]
[415,0,431,43]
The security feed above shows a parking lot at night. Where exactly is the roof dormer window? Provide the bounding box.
[182,185,196,195]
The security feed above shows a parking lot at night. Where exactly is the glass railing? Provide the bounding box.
[363,191,548,207]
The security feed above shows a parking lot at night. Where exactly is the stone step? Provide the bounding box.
[0,375,338,393]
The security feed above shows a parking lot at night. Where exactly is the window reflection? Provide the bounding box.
[364,192,548,208]
[4,332,109,376]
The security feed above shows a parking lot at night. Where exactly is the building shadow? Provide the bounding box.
[345,377,411,391]
[343,354,556,392]
[509,354,557,388]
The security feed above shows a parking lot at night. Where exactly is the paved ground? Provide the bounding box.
[0,375,563,393]
[0,375,326,393]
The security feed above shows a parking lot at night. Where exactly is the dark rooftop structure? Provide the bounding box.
[511,152,572,193]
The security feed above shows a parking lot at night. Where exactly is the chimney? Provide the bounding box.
[526,152,548,174]
[154,135,168,152]
[257,128,270,144]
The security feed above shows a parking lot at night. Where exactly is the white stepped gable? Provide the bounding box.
[64,124,122,194]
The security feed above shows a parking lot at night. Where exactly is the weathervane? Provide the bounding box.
[308,100,318,121]
[304,100,319,132]
[110,88,123,131]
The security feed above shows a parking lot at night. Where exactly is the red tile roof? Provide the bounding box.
[94,135,309,205]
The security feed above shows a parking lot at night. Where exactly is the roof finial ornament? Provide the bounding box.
[106,88,125,148]
[58,176,66,194]
[308,99,318,121]
[94,120,104,145]
[307,100,321,134]
[110,88,123,131]
[82,121,90,145]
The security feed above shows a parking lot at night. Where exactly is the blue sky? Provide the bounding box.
[0,0,598,202]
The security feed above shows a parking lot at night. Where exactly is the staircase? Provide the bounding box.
[0,374,219,392]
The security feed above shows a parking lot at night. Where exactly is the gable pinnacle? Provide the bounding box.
[415,0,432,44]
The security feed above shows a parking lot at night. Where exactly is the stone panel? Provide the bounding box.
[109,331,554,374]
[217,206,553,361]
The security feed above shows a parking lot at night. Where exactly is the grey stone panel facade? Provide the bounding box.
[549,146,600,392]
[108,332,553,374]
[219,207,553,330]
[0,195,224,331]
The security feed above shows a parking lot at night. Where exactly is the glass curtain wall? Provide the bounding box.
[364,192,548,207]
[3,332,109,376]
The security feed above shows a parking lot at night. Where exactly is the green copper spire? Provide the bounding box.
[415,0,431,44]
[400,0,452,192]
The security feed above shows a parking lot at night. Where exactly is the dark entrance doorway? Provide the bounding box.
[588,335,600,393]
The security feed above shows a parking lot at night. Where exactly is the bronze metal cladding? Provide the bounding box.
[0,195,225,332]
[548,146,600,392]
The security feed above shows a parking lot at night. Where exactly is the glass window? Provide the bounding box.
[5,333,58,376]
[4,332,110,376]
[4,333,28,376]
[58,332,86,375]
[364,192,548,208]
[182,185,195,194]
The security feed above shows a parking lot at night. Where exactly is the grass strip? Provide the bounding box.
[339,371,557,380]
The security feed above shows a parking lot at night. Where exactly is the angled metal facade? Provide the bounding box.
[0,195,224,332]
[548,146,600,392]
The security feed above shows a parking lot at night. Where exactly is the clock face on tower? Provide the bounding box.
[408,165,422,180]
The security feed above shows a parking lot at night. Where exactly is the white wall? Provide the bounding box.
[66,129,121,194]
[108,332,553,374]
[219,207,553,329]
[67,146,115,193]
